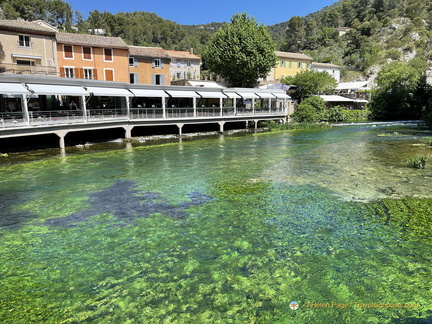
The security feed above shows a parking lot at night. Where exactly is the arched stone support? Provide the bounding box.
[55,130,69,149]
[177,123,184,137]
[218,121,225,133]
[124,125,134,139]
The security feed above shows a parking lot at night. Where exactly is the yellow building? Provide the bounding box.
[128,46,170,85]
[0,20,58,76]
[263,51,313,82]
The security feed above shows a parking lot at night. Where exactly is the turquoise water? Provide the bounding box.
[0,124,431,323]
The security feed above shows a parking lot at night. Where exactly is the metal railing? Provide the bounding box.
[0,63,57,76]
[87,109,128,121]
[0,112,25,127]
[1,106,286,128]
[130,108,163,119]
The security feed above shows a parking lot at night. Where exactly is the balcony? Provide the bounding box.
[0,63,58,76]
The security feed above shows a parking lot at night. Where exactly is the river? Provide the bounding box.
[0,122,431,323]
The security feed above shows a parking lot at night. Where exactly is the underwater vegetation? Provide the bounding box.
[0,123,431,323]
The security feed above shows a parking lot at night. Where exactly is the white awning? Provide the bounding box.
[27,84,89,96]
[196,91,227,99]
[256,92,276,99]
[86,87,132,97]
[165,90,200,98]
[0,83,30,95]
[223,92,241,99]
[12,54,42,60]
[336,81,368,90]
[129,89,168,98]
[272,93,291,99]
[320,95,354,102]
[236,92,259,99]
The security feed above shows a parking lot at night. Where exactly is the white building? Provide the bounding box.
[312,62,341,83]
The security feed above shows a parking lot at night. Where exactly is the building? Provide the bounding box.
[0,19,58,76]
[56,32,129,82]
[335,27,351,36]
[166,50,201,84]
[262,51,313,83]
[128,46,170,85]
[312,62,341,83]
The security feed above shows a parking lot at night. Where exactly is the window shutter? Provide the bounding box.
[93,69,98,80]
[134,58,138,67]
[152,74,156,84]
[77,68,84,79]
[134,73,139,84]
[161,60,165,68]
[160,75,165,85]
[61,67,65,77]
[152,59,155,68]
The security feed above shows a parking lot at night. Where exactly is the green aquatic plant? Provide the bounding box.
[378,131,402,136]
[263,120,332,130]
[406,156,428,169]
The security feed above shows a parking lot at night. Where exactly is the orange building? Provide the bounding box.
[56,32,129,82]
[128,46,170,85]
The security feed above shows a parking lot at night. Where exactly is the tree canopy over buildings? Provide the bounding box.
[203,13,277,88]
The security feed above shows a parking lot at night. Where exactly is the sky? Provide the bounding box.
[67,0,338,26]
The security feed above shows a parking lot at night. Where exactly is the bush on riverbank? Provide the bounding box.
[291,96,371,123]
[341,109,372,122]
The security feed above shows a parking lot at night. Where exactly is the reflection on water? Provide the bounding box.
[0,123,431,323]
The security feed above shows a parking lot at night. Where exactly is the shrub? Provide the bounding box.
[341,109,372,122]
[406,156,428,169]
[324,106,344,122]
[291,96,326,123]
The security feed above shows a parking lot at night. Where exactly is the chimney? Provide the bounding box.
[190,48,194,54]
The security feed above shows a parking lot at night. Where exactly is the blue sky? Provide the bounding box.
[67,0,337,26]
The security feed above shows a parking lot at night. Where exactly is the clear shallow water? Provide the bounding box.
[0,124,431,323]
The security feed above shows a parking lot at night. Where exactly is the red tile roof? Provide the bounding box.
[165,50,201,60]
[56,32,128,49]
[0,19,57,35]
[128,46,169,58]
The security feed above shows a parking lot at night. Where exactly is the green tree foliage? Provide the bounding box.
[291,96,327,123]
[281,70,337,103]
[276,0,432,75]
[369,61,421,119]
[203,13,277,88]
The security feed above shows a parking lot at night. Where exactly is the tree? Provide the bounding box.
[203,12,277,88]
[369,61,421,120]
[281,70,337,103]
[291,96,327,123]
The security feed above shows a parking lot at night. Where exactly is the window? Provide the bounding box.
[82,47,92,60]
[83,68,93,80]
[154,59,161,68]
[176,60,181,68]
[153,74,164,85]
[18,35,31,48]
[104,48,113,62]
[130,73,139,84]
[16,60,34,65]
[186,61,192,67]
[63,45,73,59]
[280,60,285,67]
[298,62,302,69]
[129,57,138,67]
[176,72,183,80]
[64,67,75,78]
